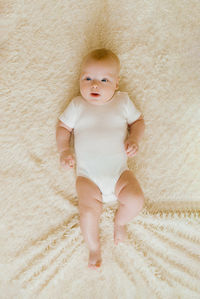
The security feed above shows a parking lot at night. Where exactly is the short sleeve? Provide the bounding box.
[124,93,141,125]
[58,99,78,130]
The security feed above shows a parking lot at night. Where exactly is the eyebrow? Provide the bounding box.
[81,72,113,78]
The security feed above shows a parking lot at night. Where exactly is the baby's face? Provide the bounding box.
[79,58,120,105]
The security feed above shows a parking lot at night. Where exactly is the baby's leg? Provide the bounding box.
[114,170,145,244]
[76,176,103,268]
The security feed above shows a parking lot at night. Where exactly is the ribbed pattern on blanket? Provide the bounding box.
[1,0,199,298]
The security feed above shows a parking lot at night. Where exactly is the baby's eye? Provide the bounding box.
[85,77,91,81]
[101,78,108,82]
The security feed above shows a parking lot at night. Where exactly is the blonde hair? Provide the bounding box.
[81,48,120,73]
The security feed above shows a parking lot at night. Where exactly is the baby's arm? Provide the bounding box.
[125,115,145,157]
[56,120,75,168]
[56,120,72,152]
[128,114,145,143]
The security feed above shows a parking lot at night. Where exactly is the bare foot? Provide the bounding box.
[88,248,102,269]
[114,223,127,245]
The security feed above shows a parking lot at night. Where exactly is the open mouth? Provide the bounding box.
[91,93,100,97]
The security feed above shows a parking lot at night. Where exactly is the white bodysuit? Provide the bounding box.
[59,91,141,203]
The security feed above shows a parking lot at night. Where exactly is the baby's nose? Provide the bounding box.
[92,80,98,87]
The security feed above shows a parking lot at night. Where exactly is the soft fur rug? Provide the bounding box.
[1,1,200,298]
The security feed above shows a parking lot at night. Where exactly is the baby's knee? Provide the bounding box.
[120,184,145,210]
[135,194,145,211]
[79,201,102,221]
[130,194,145,213]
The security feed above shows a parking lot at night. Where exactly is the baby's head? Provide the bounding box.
[79,48,120,105]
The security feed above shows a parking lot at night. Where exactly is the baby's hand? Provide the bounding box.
[124,138,139,157]
[60,149,76,169]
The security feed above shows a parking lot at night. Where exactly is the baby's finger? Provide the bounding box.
[128,149,137,156]
[128,152,136,157]
[126,146,133,153]
[129,144,137,151]
[68,159,75,168]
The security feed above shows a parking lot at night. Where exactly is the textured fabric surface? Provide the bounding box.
[1,0,200,298]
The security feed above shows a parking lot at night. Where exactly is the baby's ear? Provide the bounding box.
[116,80,119,90]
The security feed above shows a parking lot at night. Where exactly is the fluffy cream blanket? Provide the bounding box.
[1,1,200,298]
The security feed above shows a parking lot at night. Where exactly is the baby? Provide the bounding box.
[56,48,145,269]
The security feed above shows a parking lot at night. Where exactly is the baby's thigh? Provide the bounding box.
[115,170,144,199]
[76,176,103,214]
